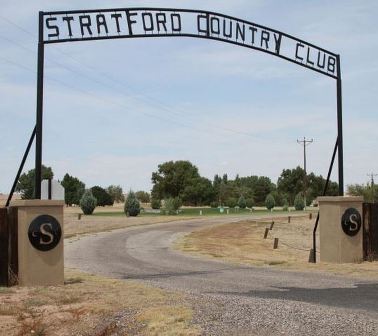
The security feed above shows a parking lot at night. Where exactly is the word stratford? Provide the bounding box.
[43,9,338,78]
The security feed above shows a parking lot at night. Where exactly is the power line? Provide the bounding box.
[0,15,261,140]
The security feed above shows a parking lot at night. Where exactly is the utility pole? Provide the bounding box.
[367,173,378,202]
[297,137,314,210]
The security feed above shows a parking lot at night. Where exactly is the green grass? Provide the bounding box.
[92,208,308,217]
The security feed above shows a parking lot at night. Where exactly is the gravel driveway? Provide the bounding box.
[65,216,378,335]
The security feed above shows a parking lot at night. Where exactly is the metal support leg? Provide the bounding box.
[6,127,36,207]
[336,55,344,196]
[310,138,338,263]
[34,11,45,199]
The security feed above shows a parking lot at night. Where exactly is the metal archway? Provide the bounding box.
[30,7,343,198]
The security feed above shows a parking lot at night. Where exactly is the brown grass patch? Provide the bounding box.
[0,269,200,336]
[176,217,378,279]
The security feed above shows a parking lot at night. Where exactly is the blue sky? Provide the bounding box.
[1,0,377,193]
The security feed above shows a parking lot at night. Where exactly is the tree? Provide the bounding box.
[277,167,305,205]
[218,182,237,205]
[246,198,255,208]
[254,177,275,205]
[238,195,247,209]
[91,186,113,206]
[16,165,54,199]
[124,191,141,216]
[151,160,200,199]
[348,183,378,202]
[107,185,125,203]
[80,190,97,215]
[294,193,305,210]
[265,194,275,210]
[61,174,85,206]
[181,177,215,206]
[135,191,150,203]
[226,197,237,208]
[278,167,339,206]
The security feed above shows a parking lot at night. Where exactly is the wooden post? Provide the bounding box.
[288,216,291,223]
[308,249,315,263]
[309,213,312,220]
[270,221,274,230]
[78,214,82,220]
[274,238,279,249]
[264,228,269,239]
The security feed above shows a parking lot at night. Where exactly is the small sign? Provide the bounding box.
[41,179,65,200]
[341,208,361,237]
[28,215,62,251]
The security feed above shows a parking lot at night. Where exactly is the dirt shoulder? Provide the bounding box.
[0,269,200,336]
[175,216,378,280]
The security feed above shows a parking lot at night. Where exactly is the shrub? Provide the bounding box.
[246,198,255,208]
[163,197,181,215]
[150,198,161,209]
[294,193,305,211]
[265,194,275,210]
[238,195,247,209]
[124,191,141,217]
[79,190,97,215]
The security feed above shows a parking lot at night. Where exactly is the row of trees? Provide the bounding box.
[347,183,378,202]
[150,161,339,208]
[15,161,345,210]
[15,166,148,207]
[80,189,141,216]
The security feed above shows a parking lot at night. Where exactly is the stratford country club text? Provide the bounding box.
[44,9,338,78]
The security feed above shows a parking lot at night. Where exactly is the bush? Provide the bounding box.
[210,201,218,208]
[150,198,161,209]
[246,198,255,208]
[124,191,141,217]
[226,197,237,208]
[265,194,275,210]
[294,193,305,211]
[80,190,97,215]
[163,197,182,215]
[238,195,247,209]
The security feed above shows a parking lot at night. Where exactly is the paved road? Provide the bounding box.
[65,216,378,335]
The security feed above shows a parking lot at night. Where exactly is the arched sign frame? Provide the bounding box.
[31,7,343,198]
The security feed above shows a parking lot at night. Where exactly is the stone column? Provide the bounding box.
[318,196,363,263]
[10,200,64,286]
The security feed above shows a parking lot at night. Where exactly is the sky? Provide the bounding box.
[1,0,377,194]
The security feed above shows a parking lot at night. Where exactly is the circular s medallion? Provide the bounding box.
[341,208,361,237]
[28,215,62,251]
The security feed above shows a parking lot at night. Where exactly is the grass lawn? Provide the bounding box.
[92,207,312,217]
